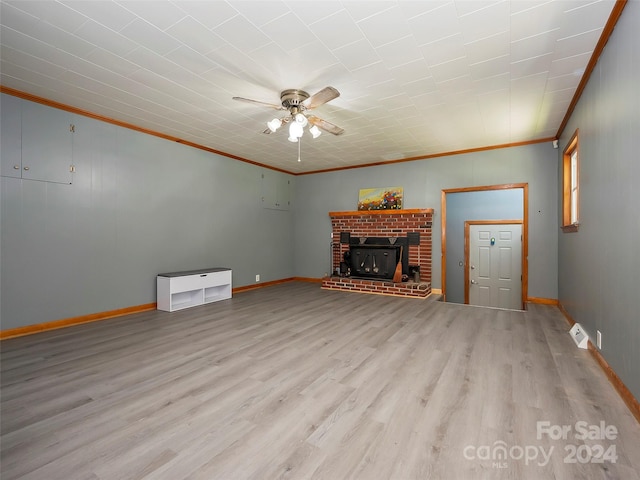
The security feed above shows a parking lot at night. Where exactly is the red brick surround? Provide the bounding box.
[322,209,433,298]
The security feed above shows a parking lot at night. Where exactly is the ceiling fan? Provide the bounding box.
[232,86,345,139]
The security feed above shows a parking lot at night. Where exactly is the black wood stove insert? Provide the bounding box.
[344,237,408,281]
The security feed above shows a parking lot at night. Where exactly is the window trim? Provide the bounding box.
[562,129,580,233]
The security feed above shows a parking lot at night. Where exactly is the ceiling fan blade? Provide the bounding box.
[232,96,283,110]
[304,86,340,109]
[308,115,344,135]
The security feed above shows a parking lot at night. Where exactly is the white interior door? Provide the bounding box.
[467,223,522,309]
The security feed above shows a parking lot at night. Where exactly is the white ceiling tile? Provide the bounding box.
[205,43,278,88]
[74,19,139,56]
[398,1,451,20]
[0,68,62,98]
[559,0,617,37]
[510,1,565,42]
[391,60,433,84]
[86,48,140,77]
[0,23,60,63]
[1,6,96,58]
[1,2,39,34]
[332,39,380,72]
[410,90,447,109]
[376,35,423,69]
[464,31,509,63]
[436,75,475,103]
[7,0,88,32]
[120,18,182,55]
[117,0,186,30]
[164,46,217,75]
[454,0,505,17]
[470,54,510,81]
[473,72,510,94]
[35,23,98,58]
[162,68,210,94]
[288,40,338,71]
[260,12,317,51]
[545,73,580,92]
[349,62,394,87]
[213,14,271,53]
[429,56,470,82]
[228,1,291,27]
[127,67,181,92]
[0,45,67,79]
[172,1,238,29]
[124,46,179,75]
[420,33,466,67]
[402,74,438,95]
[357,5,411,48]
[408,2,461,45]
[307,9,364,50]
[287,1,343,25]
[245,43,300,86]
[341,1,395,22]
[511,71,548,97]
[553,28,602,59]
[510,52,554,79]
[510,29,559,62]
[548,51,591,78]
[457,1,509,43]
[165,16,222,55]
[62,0,138,31]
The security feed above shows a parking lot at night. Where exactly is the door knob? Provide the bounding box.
[470,279,477,284]
[470,264,475,269]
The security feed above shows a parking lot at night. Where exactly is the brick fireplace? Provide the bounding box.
[322,209,433,298]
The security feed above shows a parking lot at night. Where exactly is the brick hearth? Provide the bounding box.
[322,209,433,298]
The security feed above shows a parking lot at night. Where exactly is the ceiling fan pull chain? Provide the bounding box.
[297,137,301,162]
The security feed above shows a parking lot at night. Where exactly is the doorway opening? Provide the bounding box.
[441,183,528,308]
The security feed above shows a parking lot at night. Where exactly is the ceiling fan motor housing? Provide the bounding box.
[280,89,309,111]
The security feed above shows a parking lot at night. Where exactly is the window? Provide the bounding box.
[562,129,579,232]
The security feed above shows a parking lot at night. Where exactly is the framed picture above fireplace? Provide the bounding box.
[357,187,403,211]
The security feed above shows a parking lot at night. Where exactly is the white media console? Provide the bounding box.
[157,267,232,312]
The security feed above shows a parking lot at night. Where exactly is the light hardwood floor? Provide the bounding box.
[1,282,639,479]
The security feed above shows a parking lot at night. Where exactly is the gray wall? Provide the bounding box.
[0,97,559,332]
[293,142,558,300]
[445,189,523,304]
[1,94,294,330]
[557,0,640,401]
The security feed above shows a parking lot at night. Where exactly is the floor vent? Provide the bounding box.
[569,323,589,349]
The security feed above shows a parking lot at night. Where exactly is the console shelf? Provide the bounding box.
[157,268,232,312]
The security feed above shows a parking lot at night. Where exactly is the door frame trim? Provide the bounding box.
[441,183,529,305]
[464,220,524,308]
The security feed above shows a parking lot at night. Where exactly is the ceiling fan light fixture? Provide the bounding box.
[266,118,282,132]
[289,121,303,138]
[309,125,322,138]
[232,87,343,158]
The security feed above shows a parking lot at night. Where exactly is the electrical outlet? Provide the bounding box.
[597,330,602,349]
[255,274,260,282]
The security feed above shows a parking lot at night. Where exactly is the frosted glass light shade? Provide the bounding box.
[295,113,308,127]
[309,125,322,138]
[267,118,282,132]
[289,122,303,138]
